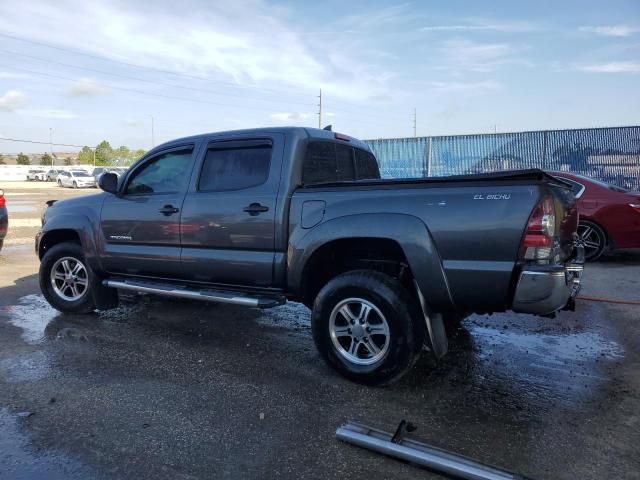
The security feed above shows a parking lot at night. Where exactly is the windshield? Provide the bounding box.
[71,171,91,177]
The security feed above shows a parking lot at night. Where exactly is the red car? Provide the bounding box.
[550,172,640,260]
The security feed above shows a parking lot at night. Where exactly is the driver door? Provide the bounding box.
[99,145,196,278]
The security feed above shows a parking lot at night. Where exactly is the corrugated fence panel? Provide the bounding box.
[365,126,640,190]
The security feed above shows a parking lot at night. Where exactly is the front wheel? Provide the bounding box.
[72,181,77,189]
[58,180,62,187]
[311,270,424,386]
[577,220,606,261]
[39,242,96,313]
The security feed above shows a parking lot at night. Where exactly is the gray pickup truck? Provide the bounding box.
[36,127,584,385]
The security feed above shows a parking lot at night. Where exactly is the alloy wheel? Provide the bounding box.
[329,297,390,365]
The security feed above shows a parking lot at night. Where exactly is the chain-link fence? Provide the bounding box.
[365,126,640,190]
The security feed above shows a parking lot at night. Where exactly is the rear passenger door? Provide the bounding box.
[179,134,284,287]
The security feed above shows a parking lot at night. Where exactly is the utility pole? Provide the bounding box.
[413,109,417,137]
[317,89,322,128]
[151,116,155,148]
[49,128,54,166]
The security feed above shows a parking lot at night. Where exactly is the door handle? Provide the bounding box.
[159,204,179,216]
[243,203,269,216]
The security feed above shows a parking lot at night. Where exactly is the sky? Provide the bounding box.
[0,0,639,153]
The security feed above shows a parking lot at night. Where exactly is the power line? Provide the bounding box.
[0,48,315,109]
[0,31,399,116]
[0,31,315,100]
[0,136,86,148]
[0,63,310,114]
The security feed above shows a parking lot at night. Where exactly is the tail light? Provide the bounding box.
[520,196,555,261]
[0,189,5,208]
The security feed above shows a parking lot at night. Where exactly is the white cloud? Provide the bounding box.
[122,118,145,126]
[421,18,540,34]
[427,80,502,93]
[67,78,110,96]
[0,72,30,80]
[0,90,27,111]
[270,112,312,122]
[436,39,527,72]
[579,61,640,73]
[18,109,79,119]
[0,0,389,101]
[579,25,639,37]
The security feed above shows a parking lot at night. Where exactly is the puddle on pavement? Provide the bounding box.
[470,325,624,363]
[0,407,94,479]
[0,351,51,382]
[2,294,59,344]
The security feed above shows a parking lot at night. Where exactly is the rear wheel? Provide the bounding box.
[311,270,424,386]
[58,180,62,187]
[577,220,606,261]
[40,242,96,313]
[72,181,78,189]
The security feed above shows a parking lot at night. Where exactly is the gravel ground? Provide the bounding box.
[1,183,639,479]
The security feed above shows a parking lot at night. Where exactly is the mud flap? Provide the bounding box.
[414,281,448,358]
[89,268,119,311]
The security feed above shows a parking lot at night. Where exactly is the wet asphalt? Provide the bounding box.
[0,184,639,479]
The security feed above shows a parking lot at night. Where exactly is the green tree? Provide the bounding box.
[115,145,130,161]
[64,157,73,166]
[95,140,113,165]
[130,149,146,161]
[77,146,94,165]
[40,152,52,166]
[16,153,30,165]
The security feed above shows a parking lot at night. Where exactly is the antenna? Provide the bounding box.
[317,89,322,128]
[413,108,417,137]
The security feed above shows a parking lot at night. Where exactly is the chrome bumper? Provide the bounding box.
[512,246,584,316]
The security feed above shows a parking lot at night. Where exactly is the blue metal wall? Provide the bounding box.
[365,126,640,190]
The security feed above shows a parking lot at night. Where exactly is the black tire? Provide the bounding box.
[58,180,62,187]
[577,220,607,261]
[311,270,425,386]
[39,242,96,313]
[72,181,78,189]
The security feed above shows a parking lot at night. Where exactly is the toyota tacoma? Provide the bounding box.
[36,127,584,385]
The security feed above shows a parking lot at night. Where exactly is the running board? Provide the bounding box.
[103,279,285,308]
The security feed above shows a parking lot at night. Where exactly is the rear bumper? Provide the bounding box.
[512,246,584,315]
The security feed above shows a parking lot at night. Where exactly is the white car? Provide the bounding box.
[57,170,97,188]
[27,169,47,181]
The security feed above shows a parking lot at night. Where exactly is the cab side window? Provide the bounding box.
[126,149,193,195]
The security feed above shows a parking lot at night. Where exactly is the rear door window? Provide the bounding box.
[198,141,272,192]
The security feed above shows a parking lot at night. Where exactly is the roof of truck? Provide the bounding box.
[146,126,372,156]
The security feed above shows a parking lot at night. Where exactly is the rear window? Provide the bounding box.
[302,141,380,185]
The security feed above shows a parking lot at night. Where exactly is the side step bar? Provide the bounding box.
[103,279,286,309]
[336,421,533,480]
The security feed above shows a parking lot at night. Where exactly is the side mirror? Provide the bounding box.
[99,172,119,195]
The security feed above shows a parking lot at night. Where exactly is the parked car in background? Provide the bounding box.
[27,169,47,181]
[0,188,6,252]
[57,170,97,188]
[91,167,107,183]
[551,171,640,260]
[46,169,63,182]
